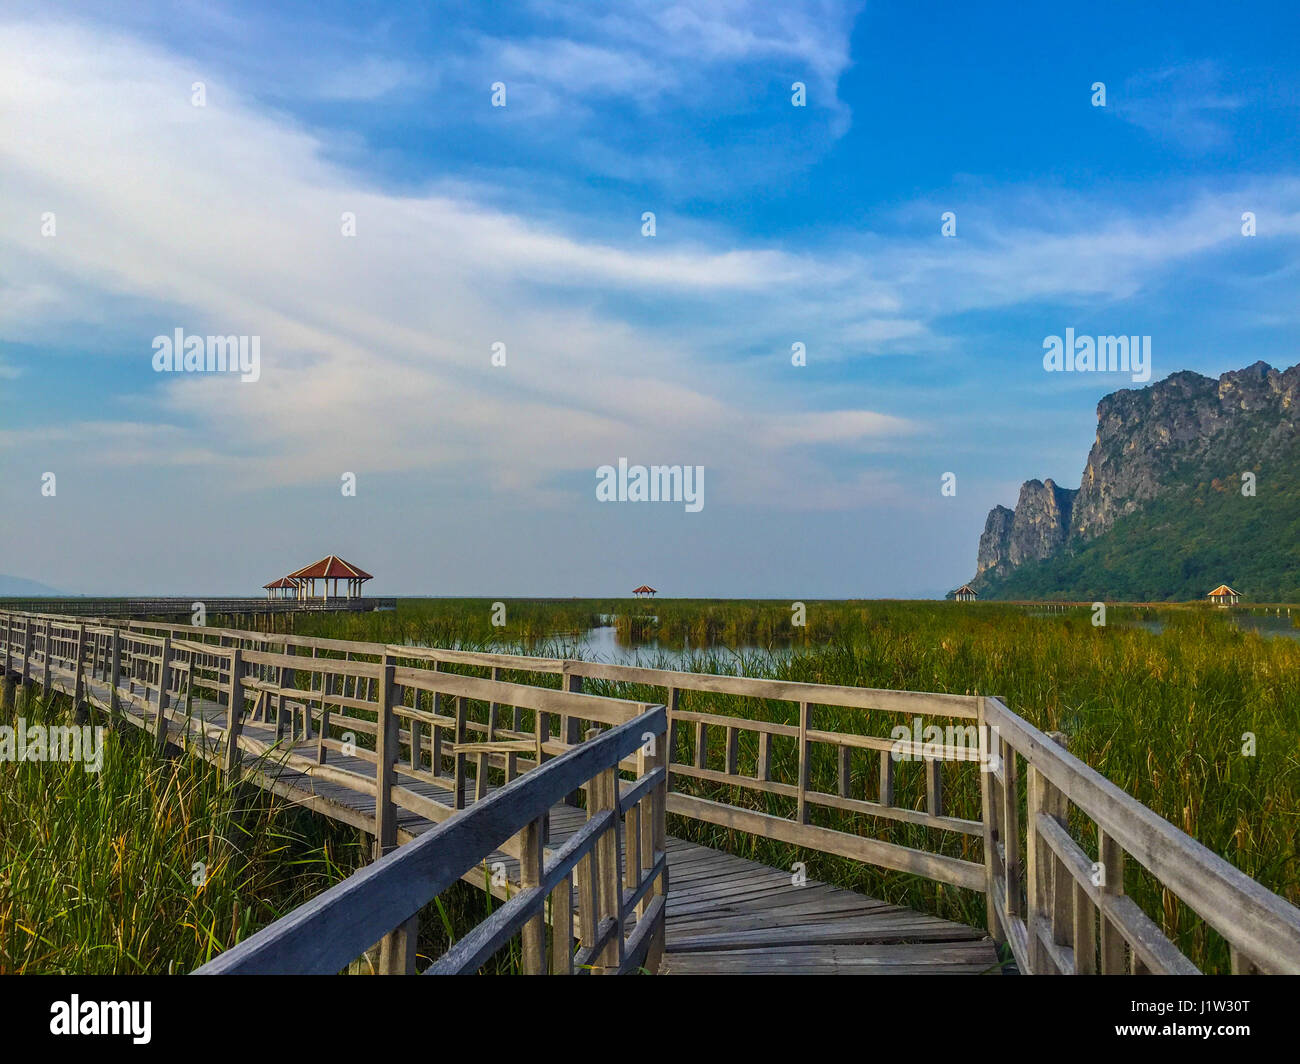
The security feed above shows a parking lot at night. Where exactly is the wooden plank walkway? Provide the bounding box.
[8,644,998,975]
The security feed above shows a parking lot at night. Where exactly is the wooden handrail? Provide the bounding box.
[981,696,1300,974]
[193,707,667,974]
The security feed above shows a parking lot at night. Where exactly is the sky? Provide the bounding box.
[1,0,1298,597]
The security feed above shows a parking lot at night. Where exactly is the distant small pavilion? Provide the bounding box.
[263,576,301,600]
[1208,584,1241,607]
[952,584,978,602]
[285,555,375,600]
[632,585,657,598]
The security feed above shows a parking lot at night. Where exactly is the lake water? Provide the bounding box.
[551,625,794,667]
[1114,612,1298,640]
[408,624,792,667]
[1233,613,1300,641]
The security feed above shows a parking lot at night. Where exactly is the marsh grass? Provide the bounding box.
[0,688,517,974]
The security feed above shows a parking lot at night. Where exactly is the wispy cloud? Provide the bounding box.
[1112,61,1247,152]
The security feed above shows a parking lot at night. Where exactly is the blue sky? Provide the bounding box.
[1,1,1298,596]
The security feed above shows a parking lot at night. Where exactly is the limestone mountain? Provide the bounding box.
[968,361,1300,601]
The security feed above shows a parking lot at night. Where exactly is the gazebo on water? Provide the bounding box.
[632,585,657,598]
[264,556,374,600]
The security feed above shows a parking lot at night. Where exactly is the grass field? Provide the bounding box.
[4,598,1296,973]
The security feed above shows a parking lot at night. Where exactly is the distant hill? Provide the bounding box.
[0,575,64,596]
[968,361,1300,602]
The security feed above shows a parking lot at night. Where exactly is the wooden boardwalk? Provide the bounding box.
[13,647,991,974]
[6,610,1300,976]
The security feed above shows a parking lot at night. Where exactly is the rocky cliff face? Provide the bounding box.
[1071,361,1300,540]
[971,361,1300,589]
[976,479,1077,579]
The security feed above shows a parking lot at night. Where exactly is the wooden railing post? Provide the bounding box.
[374,654,398,856]
[520,816,546,974]
[1,614,14,712]
[41,620,52,694]
[283,642,299,740]
[453,695,468,809]
[977,698,1004,944]
[109,630,121,716]
[1097,828,1126,974]
[72,622,87,722]
[796,700,811,824]
[318,665,333,764]
[154,636,172,751]
[593,762,624,973]
[21,617,32,693]
[1026,730,1069,973]
[665,685,680,787]
[925,756,943,817]
[879,749,895,807]
[409,683,422,773]
[1001,733,1021,924]
[639,717,668,973]
[224,648,244,780]
[562,664,583,806]
[376,914,419,975]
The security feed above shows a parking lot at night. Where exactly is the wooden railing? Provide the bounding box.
[3,609,1299,974]
[194,708,668,975]
[0,611,669,974]
[979,696,1300,974]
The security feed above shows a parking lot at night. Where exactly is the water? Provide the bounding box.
[1053,612,1298,640]
[407,624,794,668]
[1234,613,1300,642]
[552,625,793,668]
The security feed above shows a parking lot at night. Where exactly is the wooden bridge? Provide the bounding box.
[3,609,1299,976]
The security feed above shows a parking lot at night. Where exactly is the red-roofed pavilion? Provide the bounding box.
[632,585,657,597]
[263,576,301,600]
[285,555,375,600]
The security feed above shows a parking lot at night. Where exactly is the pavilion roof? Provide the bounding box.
[1208,584,1240,597]
[632,585,657,593]
[287,555,374,580]
[263,577,300,589]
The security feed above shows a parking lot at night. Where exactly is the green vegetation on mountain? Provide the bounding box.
[981,453,1300,601]
[972,361,1300,601]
